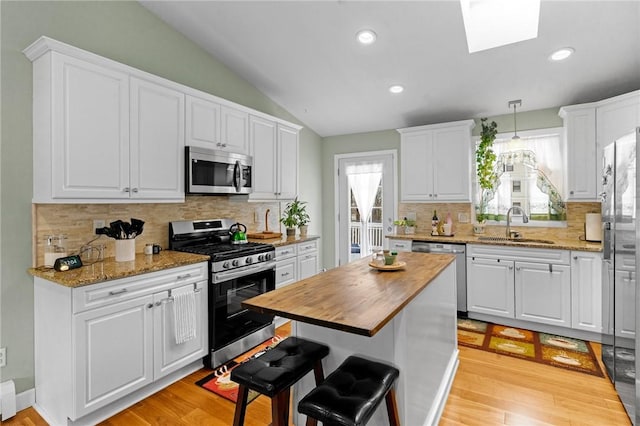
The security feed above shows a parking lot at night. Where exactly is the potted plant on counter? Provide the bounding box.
[296,201,310,237]
[281,197,310,237]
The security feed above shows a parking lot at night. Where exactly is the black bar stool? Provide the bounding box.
[230,336,329,426]
[298,355,400,426]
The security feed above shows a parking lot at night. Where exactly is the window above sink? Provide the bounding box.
[475,127,567,226]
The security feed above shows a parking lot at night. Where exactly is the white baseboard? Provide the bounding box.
[1,386,35,419]
[17,388,35,412]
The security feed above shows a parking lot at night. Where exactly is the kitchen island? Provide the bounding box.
[243,251,457,426]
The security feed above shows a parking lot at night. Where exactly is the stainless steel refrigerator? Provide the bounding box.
[602,127,640,424]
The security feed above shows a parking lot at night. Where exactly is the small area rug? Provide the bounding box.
[196,334,287,403]
[457,318,604,377]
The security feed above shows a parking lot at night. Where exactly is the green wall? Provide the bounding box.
[321,108,563,268]
[0,0,322,394]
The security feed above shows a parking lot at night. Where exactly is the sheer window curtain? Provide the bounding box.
[485,133,563,218]
[346,162,382,257]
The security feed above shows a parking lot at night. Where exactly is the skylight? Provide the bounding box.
[460,0,541,53]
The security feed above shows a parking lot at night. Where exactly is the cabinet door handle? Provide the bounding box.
[132,188,138,193]
[109,288,128,296]
[509,266,514,270]
[570,190,574,195]
[123,187,130,193]
[573,256,578,260]
[549,264,553,273]
[177,274,192,280]
[282,272,290,277]
[155,301,162,307]
[216,142,222,147]
[147,303,153,309]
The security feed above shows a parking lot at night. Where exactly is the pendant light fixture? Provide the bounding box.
[508,99,522,141]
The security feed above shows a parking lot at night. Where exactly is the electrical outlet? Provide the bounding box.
[93,219,105,234]
[0,347,6,367]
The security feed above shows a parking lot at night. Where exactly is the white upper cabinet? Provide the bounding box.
[25,38,185,203]
[36,52,132,201]
[221,106,250,154]
[185,95,222,150]
[398,120,475,202]
[560,90,640,201]
[559,104,597,200]
[24,36,302,204]
[249,115,300,201]
[130,77,185,200]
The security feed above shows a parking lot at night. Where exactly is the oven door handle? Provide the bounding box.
[213,261,276,283]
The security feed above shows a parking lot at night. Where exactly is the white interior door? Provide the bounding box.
[335,151,397,266]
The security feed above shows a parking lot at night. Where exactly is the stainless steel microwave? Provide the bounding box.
[185,146,252,195]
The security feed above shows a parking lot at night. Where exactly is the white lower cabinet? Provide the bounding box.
[297,239,319,280]
[571,251,603,332]
[467,245,573,328]
[35,262,208,425]
[615,252,636,339]
[467,257,515,318]
[515,261,571,327]
[275,244,298,289]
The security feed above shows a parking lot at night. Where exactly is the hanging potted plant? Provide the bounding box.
[475,118,498,233]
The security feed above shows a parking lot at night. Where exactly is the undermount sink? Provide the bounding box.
[477,236,555,245]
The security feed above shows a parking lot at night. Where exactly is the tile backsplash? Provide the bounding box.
[397,201,601,239]
[33,196,282,267]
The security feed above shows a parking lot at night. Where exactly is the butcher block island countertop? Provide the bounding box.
[243,251,455,336]
[248,251,460,425]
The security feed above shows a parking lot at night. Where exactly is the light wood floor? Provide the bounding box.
[6,322,631,426]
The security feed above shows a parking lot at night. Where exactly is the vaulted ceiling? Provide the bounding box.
[141,1,640,137]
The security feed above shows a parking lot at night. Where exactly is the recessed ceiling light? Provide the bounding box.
[389,85,404,94]
[549,47,575,61]
[460,0,540,53]
[356,29,377,45]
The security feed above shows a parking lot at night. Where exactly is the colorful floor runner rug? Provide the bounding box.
[196,334,287,403]
[458,318,604,377]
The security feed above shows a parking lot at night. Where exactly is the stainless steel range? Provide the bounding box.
[169,218,276,368]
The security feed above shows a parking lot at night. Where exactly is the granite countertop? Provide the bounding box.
[388,230,602,252]
[247,234,320,247]
[28,250,210,288]
[242,252,455,336]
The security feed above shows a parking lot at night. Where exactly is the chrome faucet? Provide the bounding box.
[506,206,529,239]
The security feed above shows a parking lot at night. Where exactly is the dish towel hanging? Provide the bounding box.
[172,284,197,345]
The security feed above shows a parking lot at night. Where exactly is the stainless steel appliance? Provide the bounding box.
[601,128,640,424]
[169,218,275,368]
[411,241,467,313]
[185,146,252,195]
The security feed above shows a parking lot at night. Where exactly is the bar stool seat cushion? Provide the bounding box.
[298,355,400,426]
[230,336,329,397]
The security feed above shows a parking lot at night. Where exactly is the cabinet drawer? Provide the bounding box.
[73,263,207,313]
[276,244,298,260]
[389,239,412,252]
[276,258,297,287]
[467,244,570,265]
[297,239,318,255]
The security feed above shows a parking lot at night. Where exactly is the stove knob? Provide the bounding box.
[232,259,239,267]
[258,254,264,261]
[245,257,253,264]
[223,261,230,269]
[265,253,272,261]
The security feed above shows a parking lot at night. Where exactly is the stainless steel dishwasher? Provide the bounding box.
[411,241,466,313]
